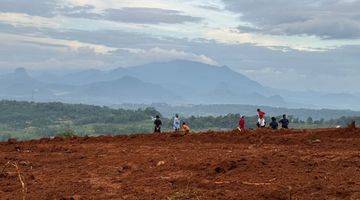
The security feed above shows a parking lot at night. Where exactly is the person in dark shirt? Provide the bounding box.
[270,117,279,130]
[154,115,162,133]
[279,114,289,129]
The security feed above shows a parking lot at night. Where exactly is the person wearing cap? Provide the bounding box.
[257,109,266,128]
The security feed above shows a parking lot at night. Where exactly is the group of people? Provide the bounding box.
[270,115,289,130]
[154,108,290,134]
[238,108,289,131]
[153,114,190,134]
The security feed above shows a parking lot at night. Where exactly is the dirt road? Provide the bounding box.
[1,128,360,199]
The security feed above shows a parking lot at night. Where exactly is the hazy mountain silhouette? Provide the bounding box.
[119,60,263,91]
[3,62,360,109]
[37,60,264,92]
[0,68,54,98]
[120,60,275,104]
[74,76,180,104]
[34,60,280,105]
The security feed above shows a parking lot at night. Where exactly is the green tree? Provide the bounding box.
[306,117,313,124]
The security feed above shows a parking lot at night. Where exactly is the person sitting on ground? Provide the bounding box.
[173,114,181,132]
[257,109,266,128]
[279,114,289,129]
[182,122,190,134]
[154,115,162,133]
[270,117,279,130]
[238,115,246,131]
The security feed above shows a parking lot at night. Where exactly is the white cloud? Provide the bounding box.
[0,13,59,29]
[204,28,360,51]
[0,32,218,69]
[0,33,117,54]
[2,1,360,52]
[223,0,360,39]
[118,47,219,66]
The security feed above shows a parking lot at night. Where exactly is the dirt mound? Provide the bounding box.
[1,128,360,199]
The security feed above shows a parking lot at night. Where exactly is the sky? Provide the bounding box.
[0,0,359,93]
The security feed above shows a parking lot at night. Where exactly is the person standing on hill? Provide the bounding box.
[257,109,266,128]
[154,115,162,133]
[270,117,279,130]
[279,114,289,129]
[238,115,246,131]
[173,114,181,132]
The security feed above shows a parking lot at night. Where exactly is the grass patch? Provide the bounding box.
[167,188,200,200]
[57,129,77,138]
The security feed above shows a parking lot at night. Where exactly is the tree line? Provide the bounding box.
[0,100,160,129]
[0,100,358,141]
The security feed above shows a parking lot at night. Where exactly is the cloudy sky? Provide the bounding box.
[0,0,359,92]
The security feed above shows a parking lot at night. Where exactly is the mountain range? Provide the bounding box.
[0,60,359,110]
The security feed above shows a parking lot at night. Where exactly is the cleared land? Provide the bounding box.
[1,128,360,199]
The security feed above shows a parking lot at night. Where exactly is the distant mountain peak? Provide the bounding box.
[166,59,219,67]
[14,67,29,77]
[4,68,34,82]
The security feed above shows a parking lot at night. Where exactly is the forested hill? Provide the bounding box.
[0,100,161,129]
[0,100,358,142]
[119,103,360,120]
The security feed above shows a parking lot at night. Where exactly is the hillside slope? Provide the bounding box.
[1,128,359,199]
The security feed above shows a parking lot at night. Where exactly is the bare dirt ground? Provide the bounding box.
[1,128,360,200]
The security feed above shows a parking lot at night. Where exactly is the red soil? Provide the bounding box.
[1,128,360,200]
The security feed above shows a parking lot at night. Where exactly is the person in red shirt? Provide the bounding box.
[257,109,266,128]
[238,115,246,131]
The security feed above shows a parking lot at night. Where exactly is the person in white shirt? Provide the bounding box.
[173,114,181,132]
